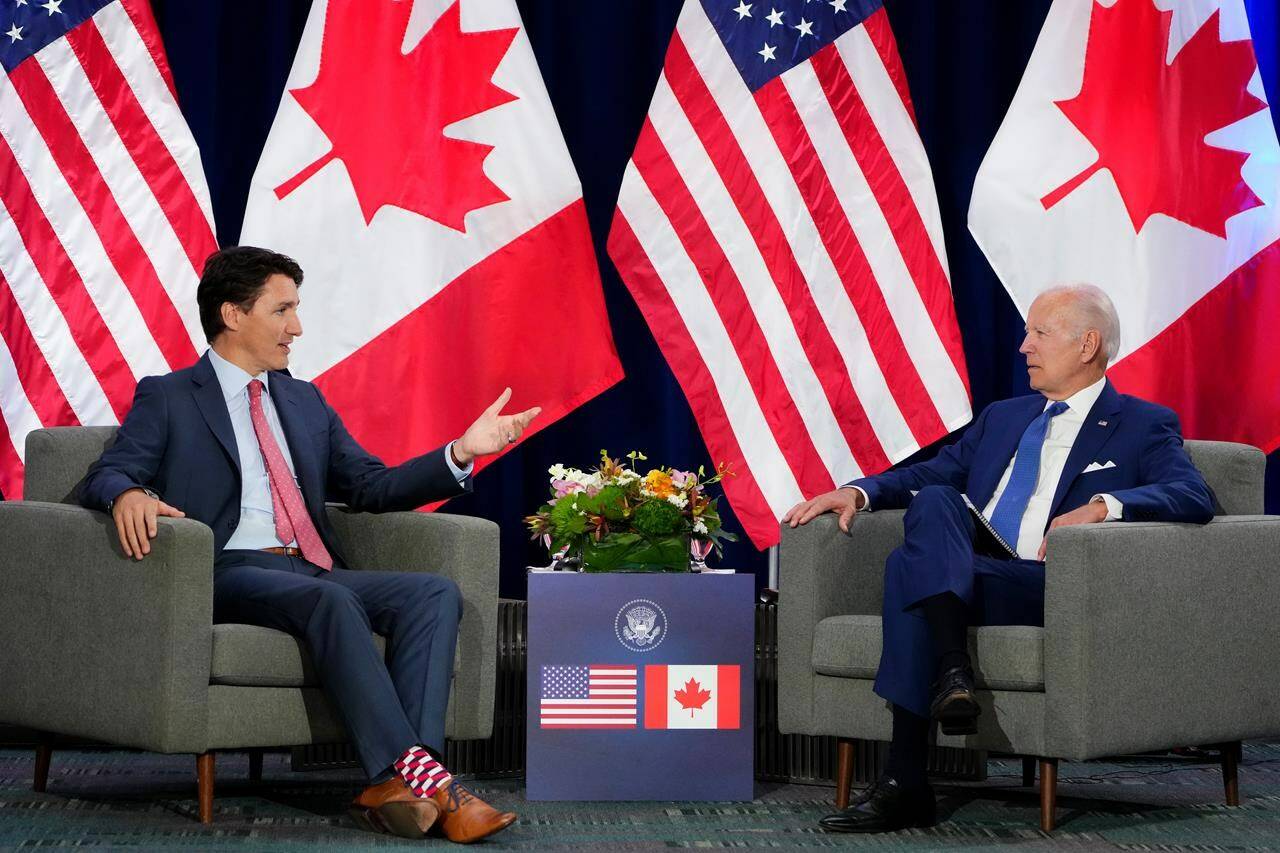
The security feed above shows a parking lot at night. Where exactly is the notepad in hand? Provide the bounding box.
[961,494,1019,559]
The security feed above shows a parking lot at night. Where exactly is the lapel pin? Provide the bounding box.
[1098,420,1108,426]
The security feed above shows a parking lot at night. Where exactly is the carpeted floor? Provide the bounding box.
[2,743,1278,850]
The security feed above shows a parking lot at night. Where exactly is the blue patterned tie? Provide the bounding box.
[988,401,1070,550]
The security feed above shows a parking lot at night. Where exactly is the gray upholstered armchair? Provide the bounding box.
[778,439,1280,831]
[0,426,500,824]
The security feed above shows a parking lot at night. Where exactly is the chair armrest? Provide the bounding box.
[0,502,214,753]
[324,508,499,740]
[1042,515,1280,760]
[776,511,904,734]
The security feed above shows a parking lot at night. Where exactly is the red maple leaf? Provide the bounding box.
[673,677,712,716]
[1040,0,1266,238]
[275,0,519,231]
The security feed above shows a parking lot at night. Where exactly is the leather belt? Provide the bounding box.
[261,546,302,557]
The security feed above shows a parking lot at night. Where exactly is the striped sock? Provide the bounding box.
[394,745,452,798]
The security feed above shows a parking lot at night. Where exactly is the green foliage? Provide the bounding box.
[633,499,682,537]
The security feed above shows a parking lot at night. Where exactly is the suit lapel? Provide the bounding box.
[970,397,1044,508]
[268,373,324,515]
[191,353,241,476]
[1047,380,1123,522]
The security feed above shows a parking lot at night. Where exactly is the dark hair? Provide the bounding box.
[197,246,304,343]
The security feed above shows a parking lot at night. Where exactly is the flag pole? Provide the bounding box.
[767,543,779,590]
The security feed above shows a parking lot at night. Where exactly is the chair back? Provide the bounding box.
[23,426,120,504]
[1184,439,1265,516]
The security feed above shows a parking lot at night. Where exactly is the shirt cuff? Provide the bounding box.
[842,485,870,512]
[1092,493,1123,520]
[444,441,473,483]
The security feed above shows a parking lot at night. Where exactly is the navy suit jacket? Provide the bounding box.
[80,352,469,567]
[848,381,1215,528]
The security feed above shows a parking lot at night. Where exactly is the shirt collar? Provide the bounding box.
[1048,375,1107,417]
[207,347,271,403]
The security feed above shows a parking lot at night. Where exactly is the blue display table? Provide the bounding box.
[526,572,755,800]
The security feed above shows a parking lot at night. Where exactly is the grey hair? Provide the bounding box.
[1038,283,1121,364]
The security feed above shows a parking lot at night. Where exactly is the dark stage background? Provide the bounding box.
[148,0,1280,597]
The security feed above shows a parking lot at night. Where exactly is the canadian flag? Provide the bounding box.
[239,0,621,472]
[969,0,1280,452]
[643,664,740,730]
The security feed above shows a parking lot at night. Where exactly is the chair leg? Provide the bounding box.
[1038,757,1058,832]
[248,749,263,783]
[835,738,855,809]
[196,752,215,825]
[1022,756,1036,787]
[33,735,52,793]
[1221,741,1241,807]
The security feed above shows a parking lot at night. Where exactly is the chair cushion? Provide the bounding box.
[210,623,365,687]
[812,614,1046,691]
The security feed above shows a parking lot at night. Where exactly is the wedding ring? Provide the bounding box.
[507,434,516,444]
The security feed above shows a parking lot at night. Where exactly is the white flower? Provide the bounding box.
[548,463,569,480]
[693,519,709,535]
[666,493,689,509]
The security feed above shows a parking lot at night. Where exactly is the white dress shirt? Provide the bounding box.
[208,348,471,551]
[850,376,1121,561]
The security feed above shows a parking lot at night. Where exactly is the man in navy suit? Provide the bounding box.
[81,247,532,842]
[782,284,1215,833]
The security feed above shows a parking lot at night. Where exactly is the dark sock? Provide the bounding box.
[920,592,971,676]
[372,766,397,784]
[886,704,930,788]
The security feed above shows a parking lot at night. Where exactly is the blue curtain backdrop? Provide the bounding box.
[148,0,1280,597]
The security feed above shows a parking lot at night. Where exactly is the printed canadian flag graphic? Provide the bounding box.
[240,0,621,476]
[643,665,740,730]
[969,0,1280,451]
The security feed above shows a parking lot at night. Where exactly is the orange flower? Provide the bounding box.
[643,469,676,498]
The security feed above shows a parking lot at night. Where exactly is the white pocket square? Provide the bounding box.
[1082,460,1117,473]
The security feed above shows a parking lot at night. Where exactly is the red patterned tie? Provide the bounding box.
[247,380,333,570]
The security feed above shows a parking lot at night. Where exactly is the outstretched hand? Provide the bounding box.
[453,388,541,465]
[781,487,865,533]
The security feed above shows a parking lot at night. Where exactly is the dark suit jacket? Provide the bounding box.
[848,381,1215,527]
[80,352,469,567]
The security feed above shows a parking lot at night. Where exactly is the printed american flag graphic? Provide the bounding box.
[0,0,214,498]
[608,0,972,548]
[539,665,638,729]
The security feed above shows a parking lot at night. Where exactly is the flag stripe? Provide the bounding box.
[0,131,134,420]
[0,272,77,428]
[819,37,970,403]
[95,2,217,230]
[632,115,837,498]
[717,664,739,730]
[0,200,113,426]
[674,4,924,458]
[34,36,205,352]
[615,181,803,524]
[860,7,918,127]
[64,20,214,275]
[644,664,667,730]
[0,332,44,464]
[1,63,168,387]
[9,58,195,373]
[608,212,785,544]
[659,47,894,477]
[117,0,179,104]
[761,67,947,447]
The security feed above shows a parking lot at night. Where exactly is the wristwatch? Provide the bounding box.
[106,487,159,513]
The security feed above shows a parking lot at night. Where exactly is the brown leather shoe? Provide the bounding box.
[429,779,517,843]
[349,777,440,839]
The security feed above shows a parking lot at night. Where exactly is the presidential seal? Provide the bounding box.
[615,598,668,652]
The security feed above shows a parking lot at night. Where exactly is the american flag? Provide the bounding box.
[0,0,213,498]
[539,665,638,729]
[608,0,972,548]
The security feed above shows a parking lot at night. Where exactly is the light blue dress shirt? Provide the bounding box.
[206,348,471,551]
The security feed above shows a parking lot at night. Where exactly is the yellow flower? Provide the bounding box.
[643,469,676,498]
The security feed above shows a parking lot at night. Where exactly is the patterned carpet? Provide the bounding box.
[2,744,1278,850]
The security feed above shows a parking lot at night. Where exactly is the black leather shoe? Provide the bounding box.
[930,665,980,735]
[818,776,937,833]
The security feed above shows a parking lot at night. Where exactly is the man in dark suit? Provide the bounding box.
[782,284,1215,833]
[80,246,534,842]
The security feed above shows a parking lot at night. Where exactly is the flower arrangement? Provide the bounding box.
[525,451,736,572]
